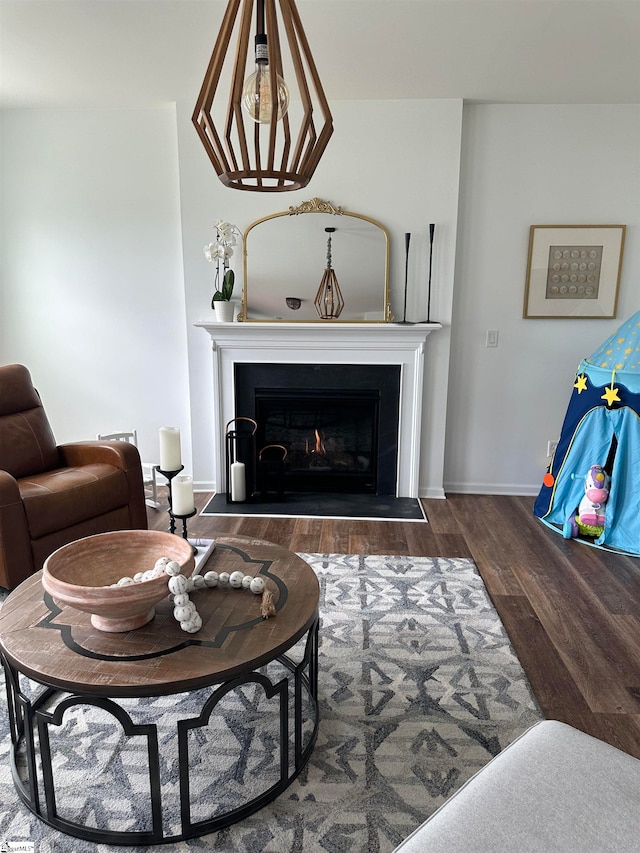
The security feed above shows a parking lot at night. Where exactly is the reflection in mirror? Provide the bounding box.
[240,199,391,322]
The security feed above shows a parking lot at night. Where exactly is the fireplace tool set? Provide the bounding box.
[225,418,288,504]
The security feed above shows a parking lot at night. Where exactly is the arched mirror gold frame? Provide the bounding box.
[239,198,391,322]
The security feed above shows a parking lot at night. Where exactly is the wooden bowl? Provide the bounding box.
[42,530,195,633]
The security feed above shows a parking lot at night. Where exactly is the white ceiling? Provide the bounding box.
[1,0,639,109]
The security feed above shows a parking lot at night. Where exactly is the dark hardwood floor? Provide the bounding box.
[148,492,640,759]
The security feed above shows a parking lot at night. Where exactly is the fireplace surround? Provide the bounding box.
[196,322,441,499]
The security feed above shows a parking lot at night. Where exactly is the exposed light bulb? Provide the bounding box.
[241,34,289,124]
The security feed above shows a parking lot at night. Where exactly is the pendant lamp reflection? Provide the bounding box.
[192,0,333,192]
[315,228,344,319]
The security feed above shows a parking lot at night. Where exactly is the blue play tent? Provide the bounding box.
[534,310,640,556]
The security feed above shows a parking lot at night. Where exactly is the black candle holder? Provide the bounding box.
[170,508,198,555]
[155,465,184,535]
[225,417,257,504]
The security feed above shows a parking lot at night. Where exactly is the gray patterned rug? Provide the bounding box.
[0,554,542,852]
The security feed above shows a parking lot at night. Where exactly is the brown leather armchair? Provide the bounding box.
[0,364,148,590]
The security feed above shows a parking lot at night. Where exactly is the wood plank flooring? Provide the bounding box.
[148,492,640,758]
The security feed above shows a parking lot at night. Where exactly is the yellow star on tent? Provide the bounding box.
[574,374,588,393]
[601,384,621,406]
[625,348,633,355]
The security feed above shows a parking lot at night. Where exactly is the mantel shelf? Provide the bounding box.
[196,321,442,330]
[195,321,442,345]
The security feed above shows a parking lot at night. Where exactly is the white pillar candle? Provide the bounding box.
[159,427,181,471]
[230,461,246,502]
[172,475,194,515]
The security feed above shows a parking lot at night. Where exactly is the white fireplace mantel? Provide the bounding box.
[195,321,441,498]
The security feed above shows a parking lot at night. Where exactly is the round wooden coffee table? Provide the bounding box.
[0,535,320,845]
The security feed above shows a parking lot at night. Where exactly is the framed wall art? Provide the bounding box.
[523,225,625,319]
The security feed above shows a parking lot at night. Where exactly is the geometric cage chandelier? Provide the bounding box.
[192,0,334,192]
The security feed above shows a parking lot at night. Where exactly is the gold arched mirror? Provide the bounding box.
[239,198,391,322]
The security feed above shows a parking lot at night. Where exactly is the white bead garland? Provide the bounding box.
[249,577,265,595]
[168,574,188,595]
[111,557,273,633]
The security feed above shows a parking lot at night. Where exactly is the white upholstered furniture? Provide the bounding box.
[394,720,640,852]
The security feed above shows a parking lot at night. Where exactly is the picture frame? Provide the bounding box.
[523,225,625,319]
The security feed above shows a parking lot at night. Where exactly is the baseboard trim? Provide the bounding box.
[443,482,539,496]
[419,487,446,500]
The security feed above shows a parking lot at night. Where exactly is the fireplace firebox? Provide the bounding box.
[235,363,401,495]
[257,389,378,493]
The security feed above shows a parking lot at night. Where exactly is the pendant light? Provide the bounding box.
[241,33,289,124]
[315,228,344,319]
[193,0,333,192]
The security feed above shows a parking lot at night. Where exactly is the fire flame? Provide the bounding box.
[306,429,326,455]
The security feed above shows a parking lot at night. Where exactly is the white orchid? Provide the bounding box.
[214,220,239,245]
[203,242,233,262]
[204,220,241,304]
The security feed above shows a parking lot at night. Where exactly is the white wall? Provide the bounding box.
[0,108,192,469]
[177,98,463,498]
[447,103,640,494]
[2,101,638,498]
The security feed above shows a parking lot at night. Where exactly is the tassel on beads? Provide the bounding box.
[261,589,276,619]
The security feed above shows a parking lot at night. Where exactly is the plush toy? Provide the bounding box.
[563,465,610,539]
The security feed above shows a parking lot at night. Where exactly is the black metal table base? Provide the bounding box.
[1,618,319,845]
